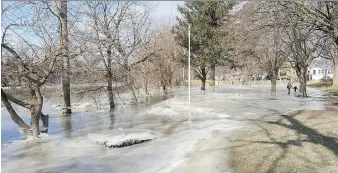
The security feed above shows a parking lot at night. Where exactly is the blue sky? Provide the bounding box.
[1,1,186,46]
[151,1,185,26]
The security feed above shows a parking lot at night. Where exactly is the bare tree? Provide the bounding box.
[1,2,59,137]
[150,26,181,93]
[284,24,324,97]
[287,1,338,86]
[130,26,182,96]
[82,2,156,103]
[231,2,288,92]
[43,1,73,115]
[52,1,72,115]
[256,3,288,92]
[113,3,156,102]
[81,1,129,109]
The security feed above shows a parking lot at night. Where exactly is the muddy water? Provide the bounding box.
[1,86,326,173]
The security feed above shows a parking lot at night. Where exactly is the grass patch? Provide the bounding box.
[308,79,338,107]
[308,78,338,95]
[325,86,338,96]
[229,110,338,173]
[308,79,333,88]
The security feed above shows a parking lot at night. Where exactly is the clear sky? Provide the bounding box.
[150,1,185,27]
[149,1,246,27]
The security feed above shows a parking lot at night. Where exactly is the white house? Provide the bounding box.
[308,59,334,81]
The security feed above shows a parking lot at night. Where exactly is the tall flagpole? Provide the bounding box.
[188,25,191,103]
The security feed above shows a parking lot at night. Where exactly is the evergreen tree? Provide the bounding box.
[174,2,234,90]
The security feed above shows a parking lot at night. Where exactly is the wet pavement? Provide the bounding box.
[1,85,327,173]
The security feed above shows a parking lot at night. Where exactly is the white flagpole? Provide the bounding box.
[188,25,191,103]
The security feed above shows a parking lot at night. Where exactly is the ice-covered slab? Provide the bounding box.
[87,129,154,148]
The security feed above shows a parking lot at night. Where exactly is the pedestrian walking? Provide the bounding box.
[293,86,298,94]
[287,81,292,95]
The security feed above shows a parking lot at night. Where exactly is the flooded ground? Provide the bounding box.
[1,85,326,173]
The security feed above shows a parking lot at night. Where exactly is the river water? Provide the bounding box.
[1,85,327,173]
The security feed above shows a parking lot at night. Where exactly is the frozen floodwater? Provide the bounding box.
[1,85,327,173]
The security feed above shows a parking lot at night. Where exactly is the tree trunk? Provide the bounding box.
[210,64,216,92]
[129,83,137,102]
[144,60,150,96]
[210,64,216,86]
[332,4,338,86]
[106,71,115,109]
[33,86,48,135]
[201,66,207,90]
[333,55,338,86]
[333,42,338,86]
[162,85,166,93]
[30,111,40,138]
[144,70,149,96]
[270,70,278,92]
[278,69,281,80]
[40,113,49,133]
[59,1,71,116]
[105,47,115,109]
[144,80,149,96]
[296,69,308,97]
[201,79,206,90]
[127,72,137,102]
[1,89,31,138]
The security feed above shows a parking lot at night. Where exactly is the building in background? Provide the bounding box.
[308,59,334,81]
[308,66,333,80]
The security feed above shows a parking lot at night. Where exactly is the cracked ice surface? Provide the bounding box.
[1,85,326,173]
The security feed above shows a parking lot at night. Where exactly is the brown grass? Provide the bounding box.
[229,110,338,173]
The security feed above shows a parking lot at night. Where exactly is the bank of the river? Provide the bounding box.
[228,84,338,173]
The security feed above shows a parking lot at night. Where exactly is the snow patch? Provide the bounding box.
[87,129,154,148]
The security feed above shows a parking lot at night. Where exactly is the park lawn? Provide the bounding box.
[308,80,338,108]
[325,86,338,95]
[229,110,338,173]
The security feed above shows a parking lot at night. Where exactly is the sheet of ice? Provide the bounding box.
[1,85,327,173]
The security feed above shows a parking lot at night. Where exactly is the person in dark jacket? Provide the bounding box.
[287,81,292,95]
[293,86,298,94]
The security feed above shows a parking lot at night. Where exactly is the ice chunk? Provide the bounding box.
[87,129,154,148]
